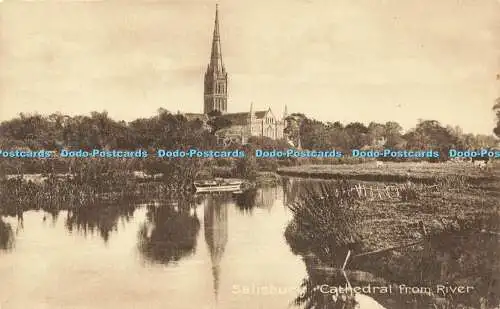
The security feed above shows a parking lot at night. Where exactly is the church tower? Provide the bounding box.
[204,4,228,114]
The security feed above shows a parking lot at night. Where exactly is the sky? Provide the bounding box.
[0,0,499,134]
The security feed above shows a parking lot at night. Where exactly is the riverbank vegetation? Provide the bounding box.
[284,169,500,309]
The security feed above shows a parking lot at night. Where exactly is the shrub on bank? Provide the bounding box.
[234,156,258,181]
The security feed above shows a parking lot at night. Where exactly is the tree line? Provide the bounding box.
[286,114,498,157]
[0,108,498,159]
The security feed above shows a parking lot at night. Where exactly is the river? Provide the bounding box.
[0,180,498,309]
[0,186,309,309]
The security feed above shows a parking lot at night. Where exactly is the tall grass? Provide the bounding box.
[285,180,364,265]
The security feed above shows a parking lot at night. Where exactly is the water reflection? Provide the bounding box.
[138,197,200,265]
[1,179,497,309]
[233,186,280,214]
[295,253,390,309]
[233,189,257,213]
[0,217,15,251]
[254,185,279,210]
[0,185,306,309]
[66,203,136,243]
[204,195,229,302]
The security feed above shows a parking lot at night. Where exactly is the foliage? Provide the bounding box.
[0,109,215,152]
[0,109,498,179]
[494,98,500,138]
[287,115,497,158]
[285,180,364,264]
[207,115,232,133]
[233,156,258,180]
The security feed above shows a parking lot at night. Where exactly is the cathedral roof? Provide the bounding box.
[254,111,268,119]
[218,110,268,125]
[184,113,208,122]
[219,112,248,125]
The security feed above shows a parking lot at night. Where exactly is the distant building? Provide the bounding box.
[191,5,286,146]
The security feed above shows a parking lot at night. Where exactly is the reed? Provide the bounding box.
[285,180,365,264]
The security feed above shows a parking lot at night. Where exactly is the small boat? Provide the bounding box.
[193,178,243,192]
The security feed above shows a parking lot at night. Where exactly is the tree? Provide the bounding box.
[234,156,258,180]
[494,98,500,138]
[207,116,232,133]
[384,121,405,148]
[344,122,370,149]
[405,120,458,160]
[299,118,328,149]
[367,122,386,148]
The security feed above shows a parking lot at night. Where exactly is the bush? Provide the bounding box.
[234,156,258,180]
[256,158,279,172]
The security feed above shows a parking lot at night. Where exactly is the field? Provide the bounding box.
[277,161,498,183]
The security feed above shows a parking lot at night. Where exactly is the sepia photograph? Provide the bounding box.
[0,0,499,308]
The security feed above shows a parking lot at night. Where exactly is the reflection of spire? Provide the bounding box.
[212,265,220,301]
[204,196,228,303]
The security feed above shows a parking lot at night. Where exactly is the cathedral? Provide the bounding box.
[187,5,287,146]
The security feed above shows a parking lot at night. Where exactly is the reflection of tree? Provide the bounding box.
[233,188,257,213]
[283,177,299,206]
[65,203,136,243]
[254,186,277,210]
[138,197,200,265]
[0,217,15,251]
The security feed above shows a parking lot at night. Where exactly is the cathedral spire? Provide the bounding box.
[210,4,224,73]
[204,4,228,114]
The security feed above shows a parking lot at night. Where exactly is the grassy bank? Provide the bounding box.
[277,161,498,184]
[285,164,500,252]
[285,172,500,308]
